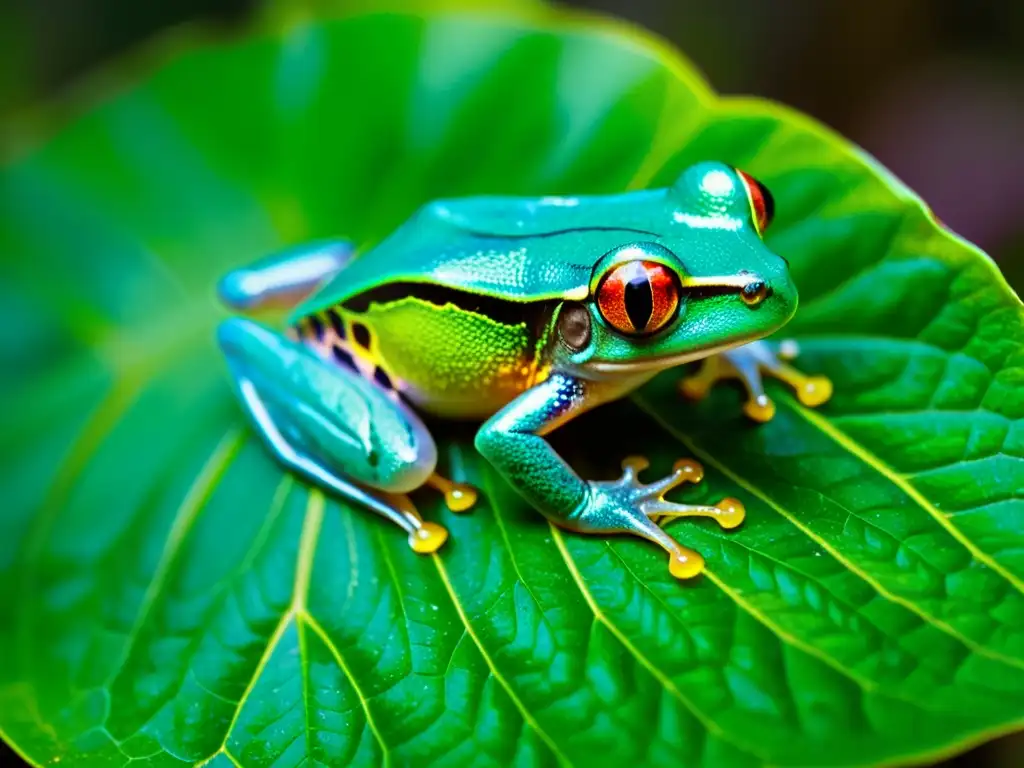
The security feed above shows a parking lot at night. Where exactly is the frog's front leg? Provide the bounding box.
[217,239,354,312]
[680,339,833,422]
[217,317,456,553]
[475,374,745,579]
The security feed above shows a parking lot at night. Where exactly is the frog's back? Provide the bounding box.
[290,187,671,316]
[287,188,669,418]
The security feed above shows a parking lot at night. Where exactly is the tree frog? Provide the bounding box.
[216,162,831,579]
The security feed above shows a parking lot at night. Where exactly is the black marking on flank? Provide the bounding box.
[373,367,393,390]
[325,307,346,339]
[623,272,653,332]
[352,322,371,350]
[345,281,555,329]
[332,345,356,370]
[307,313,325,341]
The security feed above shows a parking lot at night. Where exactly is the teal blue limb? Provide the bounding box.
[475,373,714,579]
[216,317,439,539]
[474,373,591,519]
[235,375,421,535]
[217,238,354,311]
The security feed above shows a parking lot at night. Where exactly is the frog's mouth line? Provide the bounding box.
[584,338,750,374]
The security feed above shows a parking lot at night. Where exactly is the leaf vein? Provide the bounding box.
[548,525,767,762]
[634,394,1024,672]
[789,395,1024,596]
[103,428,246,687]
[302,613,390,766]
[430,552,570,767]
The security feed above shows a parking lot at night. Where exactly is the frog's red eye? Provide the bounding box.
[596,260,680,335]
[737,169,775,235]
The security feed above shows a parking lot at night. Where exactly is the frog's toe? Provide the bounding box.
[678,355,725,402]
[608,505,706,580]
[668,548,705,580]
[379,491,451,553]
[640,458,705,496]
[680,348,777,423]
[796,376,833,407]
[427,473,478,514]
[409,521,449,553]
[742,394,776,423]
[644,496,746,530]
[633,459,745,532]
[757,340,833,411]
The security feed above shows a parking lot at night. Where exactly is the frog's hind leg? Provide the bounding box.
[680,339,832,422]
[217,239,354,312]
[217,316,450,553]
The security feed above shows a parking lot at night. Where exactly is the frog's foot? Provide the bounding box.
[568,456,745,579]
[679,339,832,422]
[426,473,478,513]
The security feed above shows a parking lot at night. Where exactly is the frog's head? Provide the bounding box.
[554,162,796,376]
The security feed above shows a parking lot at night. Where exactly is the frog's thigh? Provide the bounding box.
[218,318,456,554]
[218,317,437,491]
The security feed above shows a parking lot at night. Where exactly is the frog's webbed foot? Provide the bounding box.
[679,339,832,422]
[569,456,745,579]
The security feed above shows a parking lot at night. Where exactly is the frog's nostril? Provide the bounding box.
[740,279,770,307]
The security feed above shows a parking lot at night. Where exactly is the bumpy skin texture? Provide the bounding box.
[294,162,794,321]
[361,298,551,417]
[474,374,599,517]
[219,161,822,576]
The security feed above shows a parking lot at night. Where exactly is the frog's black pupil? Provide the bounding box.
[624,272,653,331]
[757,181,775,226]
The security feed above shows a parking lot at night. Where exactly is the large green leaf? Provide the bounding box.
[2,5,1022,767]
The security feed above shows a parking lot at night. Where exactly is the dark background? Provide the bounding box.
[2,0,1022,291]
[1,0,1022,765]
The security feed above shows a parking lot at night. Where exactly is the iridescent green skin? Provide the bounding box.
[216,162,801,576]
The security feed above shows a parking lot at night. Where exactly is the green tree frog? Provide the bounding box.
[216,162,831,579]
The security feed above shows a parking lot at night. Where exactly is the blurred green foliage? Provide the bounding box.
[2,0,1021,294]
